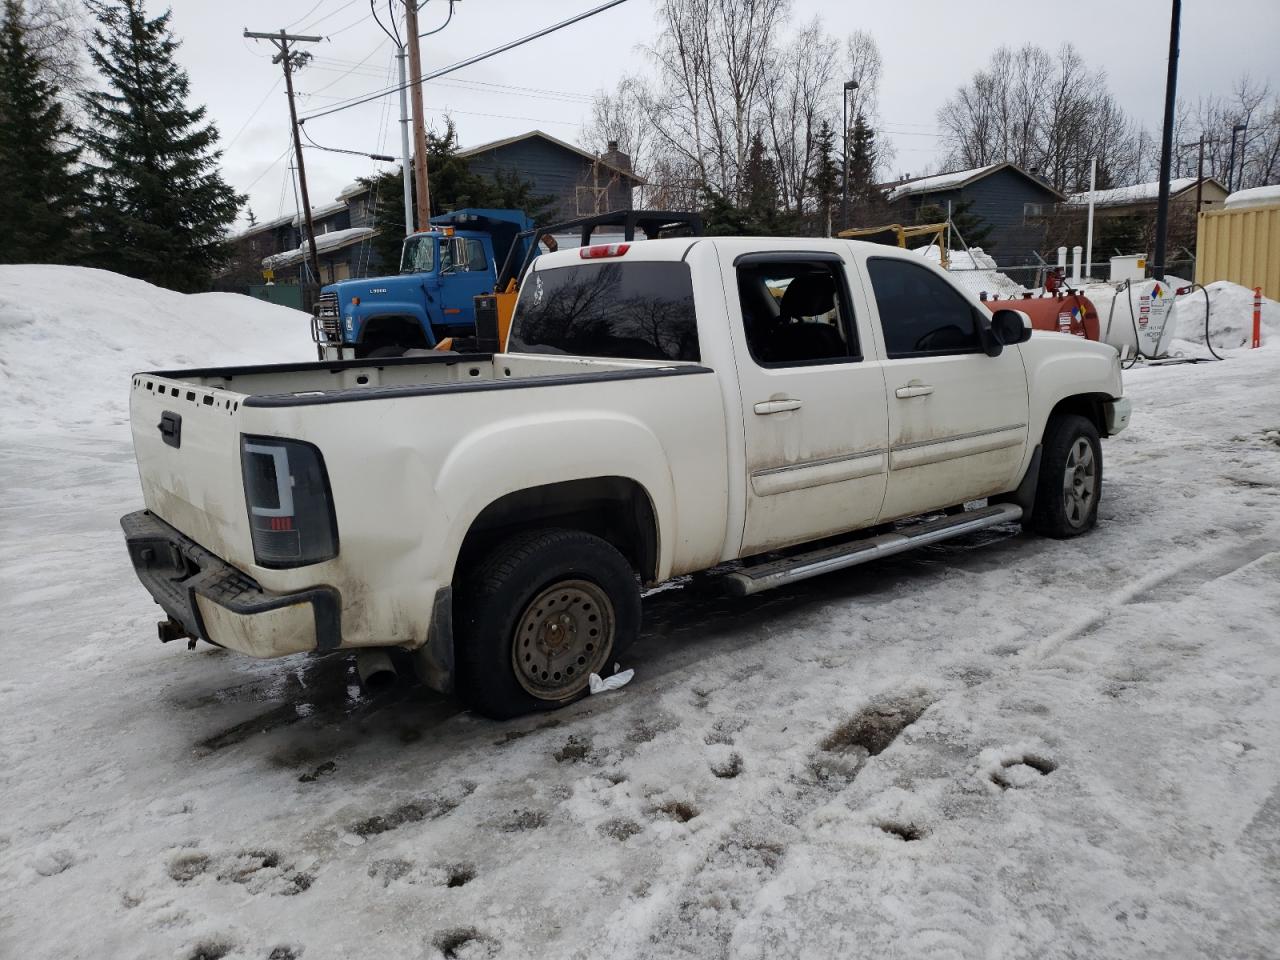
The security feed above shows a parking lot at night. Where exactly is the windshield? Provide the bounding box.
[400,235,435,274]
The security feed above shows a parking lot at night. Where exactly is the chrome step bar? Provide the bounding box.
[722,502,1024,597]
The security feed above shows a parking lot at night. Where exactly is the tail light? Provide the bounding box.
[240,436,338,568]
[579,243,630,259]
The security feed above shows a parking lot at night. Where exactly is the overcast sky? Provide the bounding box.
[158,0,1280,228]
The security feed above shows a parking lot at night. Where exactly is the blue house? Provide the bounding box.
[883,162,1065,267]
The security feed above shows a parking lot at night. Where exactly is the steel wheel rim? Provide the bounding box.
[1062,437,1096,527]
[512,579,614,700]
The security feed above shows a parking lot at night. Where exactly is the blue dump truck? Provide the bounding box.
[311,209,705,359]
[311,208,533,359]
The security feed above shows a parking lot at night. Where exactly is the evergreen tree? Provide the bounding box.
[0,0,86,264]
[843,111,889,229]
[363,120,554,271]
[809,119,839,237]
[701,131,798,236]
[80,0,242,291]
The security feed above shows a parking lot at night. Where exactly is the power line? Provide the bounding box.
[298,0,631,124]
[225,75,285,149]
[299,0,363,33]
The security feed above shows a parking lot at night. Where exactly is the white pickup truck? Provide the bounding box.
[123,237,1130,718]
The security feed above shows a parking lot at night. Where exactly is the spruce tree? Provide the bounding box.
[810,119,839,236]
[0,0,86,264]
[80,0,242,291]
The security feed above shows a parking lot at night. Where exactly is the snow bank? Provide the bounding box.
[913,243,1028,298]
[0,265,313,438]
[1168,280,1280,352]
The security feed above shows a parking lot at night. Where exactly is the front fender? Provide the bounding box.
[348,300,438,346]
[1021,336,1124,439]
[433,411,677,581]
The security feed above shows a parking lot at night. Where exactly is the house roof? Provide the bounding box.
[1225,184,1280,210]
[1066,176,1228,207]
[885,162,1065,203]
[457,129,644,184]
[262,227,375,270]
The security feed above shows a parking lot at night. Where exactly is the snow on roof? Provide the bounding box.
[262,227,375,270]
[1067,178,1199,207]
[886,164,1000,202]
[337,180,370,200]
[1224,184,1280,210]
[291,199,347,228]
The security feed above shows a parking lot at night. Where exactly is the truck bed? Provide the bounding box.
[138,351,705,407]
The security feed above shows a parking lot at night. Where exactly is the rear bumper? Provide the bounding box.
[121,510,341,658]
[1103,397,1132,435]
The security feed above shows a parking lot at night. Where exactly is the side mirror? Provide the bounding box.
[991,308,1033,346]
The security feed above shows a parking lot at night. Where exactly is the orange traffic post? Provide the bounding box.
[1254,287,1263,349]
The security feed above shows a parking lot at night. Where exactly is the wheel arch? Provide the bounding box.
[356,312,434,354]
[1046,392,1113,438]
[456,476,661,586]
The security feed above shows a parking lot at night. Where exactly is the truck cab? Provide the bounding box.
[312,208,533,358]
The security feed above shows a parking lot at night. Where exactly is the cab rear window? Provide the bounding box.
[509,261,699,362]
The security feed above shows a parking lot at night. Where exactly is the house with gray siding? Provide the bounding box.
[882,162,1065,266]
[458,130,642,221]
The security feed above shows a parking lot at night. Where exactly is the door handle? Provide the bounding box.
[895,383,934,399]
[754,398,803,415]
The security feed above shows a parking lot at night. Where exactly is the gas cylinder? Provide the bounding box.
[981,291,1100,341]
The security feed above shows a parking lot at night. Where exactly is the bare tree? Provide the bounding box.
[938,43,1144,193]
[20,0,85,104]
[762,17,837,215]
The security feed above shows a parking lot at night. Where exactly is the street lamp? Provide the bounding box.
[1226,122,1247,192]
[841,79,859,230]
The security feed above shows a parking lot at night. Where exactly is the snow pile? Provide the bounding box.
[0,265,313,437]
[1168,280,1280,353]
[1224,184,1280,210]
[913,242,1028,298]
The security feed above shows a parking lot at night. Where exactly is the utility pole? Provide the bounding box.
[245,28,323,290]
[1151,0,1180,282]
[403,0,432,230]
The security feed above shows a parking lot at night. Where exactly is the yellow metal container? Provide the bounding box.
[1196,204,1280,300]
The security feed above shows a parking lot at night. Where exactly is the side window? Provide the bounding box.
[463,238,486,272]
[866,257,982,358]
[735,259,857,366]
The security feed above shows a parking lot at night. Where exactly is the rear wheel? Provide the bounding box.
[1027,414,1102,538]
[455,528,640,719]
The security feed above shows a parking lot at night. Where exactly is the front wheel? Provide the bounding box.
[455,529,641,719]
[1027,414,1102,538]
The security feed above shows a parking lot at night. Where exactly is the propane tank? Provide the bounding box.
[982,292,1100,341]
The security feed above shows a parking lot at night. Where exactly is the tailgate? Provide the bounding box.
[130,374,254,567]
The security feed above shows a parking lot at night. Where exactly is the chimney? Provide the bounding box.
[602,140,632,174]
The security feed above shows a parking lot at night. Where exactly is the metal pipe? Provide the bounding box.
[397,46,413,235]
[355,648,398,692]
[1085,157,1096,282]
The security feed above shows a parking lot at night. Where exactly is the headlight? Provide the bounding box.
[240,436,338,568]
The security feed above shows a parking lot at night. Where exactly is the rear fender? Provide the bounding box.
[434,413,675,581]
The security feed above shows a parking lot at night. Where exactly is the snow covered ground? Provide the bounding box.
[2,267,1279,960]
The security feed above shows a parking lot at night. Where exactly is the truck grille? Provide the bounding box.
[313,292,340,343]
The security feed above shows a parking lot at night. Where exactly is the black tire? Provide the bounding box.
[1027,414,1102,538]
[364,344,407,359]
[455,528,641,720]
